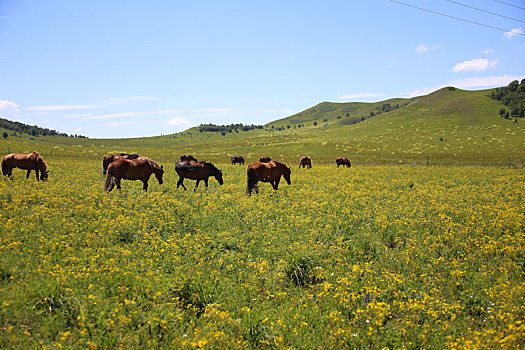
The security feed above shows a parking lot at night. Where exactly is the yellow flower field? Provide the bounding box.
[0,159,524,348]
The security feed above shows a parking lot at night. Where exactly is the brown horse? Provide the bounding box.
[180,154,198,162]
[336,157,351,167]
[231,156,244,165]
[104,157,164,192]
[102,153,139,174]
[2,152,49,181]
[299,156,312,169]
[259,156,272,163]
[175,161,223,190]
[246,160,291,195]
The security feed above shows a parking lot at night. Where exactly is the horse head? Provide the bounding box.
[40,170,49,181]
[155,165,164,184]
[215,169,224,185]
[283,166,291,185]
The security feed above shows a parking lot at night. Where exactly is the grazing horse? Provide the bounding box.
[246,160,291,195]
[175,161,223,190]
[336,157,351,168]
[259,156,272,163]
[2,152,49,181]
[231,156,244,165]
[102,153,139,174]
[299,156,312,169]
[180,154,198,162]
[104,157,164,192]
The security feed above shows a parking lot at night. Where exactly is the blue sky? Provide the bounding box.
[0,0,524,138]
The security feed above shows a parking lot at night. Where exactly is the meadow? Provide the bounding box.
[1,158,524,349]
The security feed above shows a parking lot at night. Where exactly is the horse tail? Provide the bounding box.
[1,157,8,176]
[104,172,116,192]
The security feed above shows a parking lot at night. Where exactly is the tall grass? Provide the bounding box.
[0,160,523,348]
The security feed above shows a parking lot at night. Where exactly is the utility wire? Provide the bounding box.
[494,0,525,11]
[387,0,525,36]
[446,0,525,23]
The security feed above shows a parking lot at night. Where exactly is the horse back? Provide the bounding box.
[109,158,150,179]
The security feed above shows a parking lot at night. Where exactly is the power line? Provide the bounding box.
[494,0,525,11]
[387,0,525,36]
[446,0,525,24]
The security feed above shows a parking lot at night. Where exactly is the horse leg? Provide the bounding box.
[35,169,40,181]
[274,178,280,190]
[142,180,149,191]
[195,180,200,190]
[204,178,209,188]
[177,177,187,190]
[116,178,121,189]
[26,169,31,179]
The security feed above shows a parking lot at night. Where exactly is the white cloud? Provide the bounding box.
[25,104,94,111]
[103,96,161,104]
[197,108,233,113]
[401,74,525,97]
[106,121,132,127]
[86,109,182,120]
[415,44,429,54]
[336,93,385,100]
[415,43,443,54]
[86,112,143,120]
[450,74,525,88]
[0,16,6,20]
[0,100,20,117]
[482,48,493,54]
[64,113,92,119]
[165,117,190,126]
[452,58,499,72]
[504,27,523,39]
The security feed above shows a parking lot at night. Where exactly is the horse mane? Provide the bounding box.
[39,156,48,171]
[202,161,220,172]
[142,157,161,171]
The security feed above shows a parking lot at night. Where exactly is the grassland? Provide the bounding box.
[1,87,523,167]
[0,87,524,348]
[0,159,524,348]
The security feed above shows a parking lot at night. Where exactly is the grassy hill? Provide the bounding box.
[1,87,523,166]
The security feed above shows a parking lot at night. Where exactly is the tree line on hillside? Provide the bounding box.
[491,79,525,119]
[199,123,264,134]
[0,117,87,139]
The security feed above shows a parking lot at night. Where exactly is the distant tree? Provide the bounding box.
[499,108,506,117]
[2,131,7,139]
[313,121,317,126]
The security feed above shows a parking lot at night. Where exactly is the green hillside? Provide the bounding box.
[1,87,523,166]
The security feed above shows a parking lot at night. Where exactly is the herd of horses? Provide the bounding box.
[2,152,352,195]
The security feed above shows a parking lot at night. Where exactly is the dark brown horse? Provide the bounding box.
[259,156,272,163]
[299,156,312,169]
[231,156,244,165]
[246,160,291,195]
[336,157,351,168]
[180,154,198,162]
[104,157,164,192]
[175,161,223,190]
[2,152,49,181]
[102,153,139,174]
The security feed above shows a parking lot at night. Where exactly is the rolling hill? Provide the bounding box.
[1,86,523,166]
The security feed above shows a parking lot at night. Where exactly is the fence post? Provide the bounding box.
[98,152,100,159]
[357,155,359,165]
[50,149,52,157]
[427,157,429,167]
[508,157,511,169]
